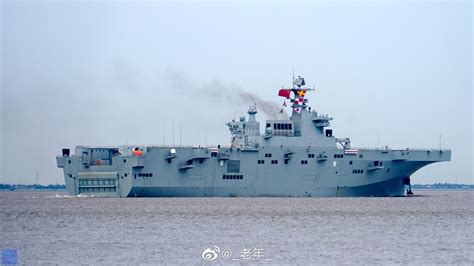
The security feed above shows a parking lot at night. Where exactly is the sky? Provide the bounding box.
[1,1,472,185]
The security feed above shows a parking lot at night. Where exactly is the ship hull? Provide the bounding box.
[127,176,406,197]
[57,146,450,198]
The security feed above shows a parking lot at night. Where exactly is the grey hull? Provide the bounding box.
[128,176,406,197]
[56,76,451,197]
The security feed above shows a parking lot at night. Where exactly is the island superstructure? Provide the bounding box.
[57,76,451,197]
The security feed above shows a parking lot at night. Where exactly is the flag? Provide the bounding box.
[278,89,291,98]
[293,95,305,114]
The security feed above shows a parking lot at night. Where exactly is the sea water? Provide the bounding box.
[1,190,472,264]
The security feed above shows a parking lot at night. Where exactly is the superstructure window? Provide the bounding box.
[334,154,344,159]
[265,153,272,158]
[352,169,364,174]
[223,174,243,180]
[308,154,315,158]
[257,160,265,164]
[271,160,278,164]
[301,160,308,165]
[227,160,241,173]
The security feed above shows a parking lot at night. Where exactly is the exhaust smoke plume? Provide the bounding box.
[179,75,289,120]
[238,91,289,120]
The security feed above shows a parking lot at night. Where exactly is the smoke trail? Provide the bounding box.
[163,70,289,119]
[238,91,288,120]
[194,78,289,120]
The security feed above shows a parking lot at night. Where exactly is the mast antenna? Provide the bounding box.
[439,134,442,150]
[292,66,295,89]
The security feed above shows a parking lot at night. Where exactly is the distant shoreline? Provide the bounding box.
[411,183,474,190]
[0,184,66,190]
[1,183,473,191]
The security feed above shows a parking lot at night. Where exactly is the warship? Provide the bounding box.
[56,76,451,197]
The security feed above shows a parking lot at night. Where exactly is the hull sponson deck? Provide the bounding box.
[57,146,450,197]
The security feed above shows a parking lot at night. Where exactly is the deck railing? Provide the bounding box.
[347,147,451,152]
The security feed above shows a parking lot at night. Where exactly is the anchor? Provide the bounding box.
[403,176,414,195]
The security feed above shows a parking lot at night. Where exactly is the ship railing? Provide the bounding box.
[151,145,232,149]
[348,147,451,152]
[72,144,232,149]
[59,145,233,157]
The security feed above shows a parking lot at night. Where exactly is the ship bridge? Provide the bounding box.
[227,76,338,149]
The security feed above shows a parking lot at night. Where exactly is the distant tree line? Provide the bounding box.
[411,183,474,190]
[0,183,472,190]
[0,184,66,190]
